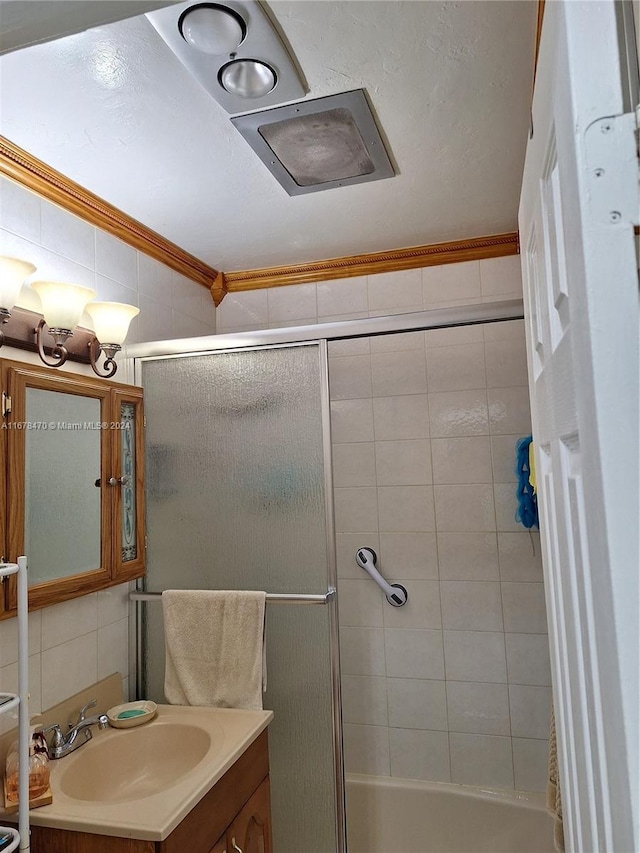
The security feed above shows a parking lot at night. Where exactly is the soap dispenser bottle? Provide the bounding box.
[4,725,50,803]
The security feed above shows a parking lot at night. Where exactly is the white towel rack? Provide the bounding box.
[0,557,30,853]
[131,589,335,605]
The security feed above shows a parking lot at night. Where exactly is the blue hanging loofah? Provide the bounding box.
[515,436,538,529]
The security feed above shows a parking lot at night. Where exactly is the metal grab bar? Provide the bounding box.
[130,589,336,605]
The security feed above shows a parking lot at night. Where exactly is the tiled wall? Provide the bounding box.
[218,256,552,793]
[0,176,215,726]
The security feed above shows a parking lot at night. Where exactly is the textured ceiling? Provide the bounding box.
[0,1,537,271]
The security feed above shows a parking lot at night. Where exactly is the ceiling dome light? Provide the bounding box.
[179,4,246,55]
[219,58,276,99]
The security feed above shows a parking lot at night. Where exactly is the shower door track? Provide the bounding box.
[126,297,525,853]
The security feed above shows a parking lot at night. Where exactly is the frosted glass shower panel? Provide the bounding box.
[140,344,338,853]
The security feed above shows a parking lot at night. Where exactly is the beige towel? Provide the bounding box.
[163,589,266,710]
[547,705,565,852]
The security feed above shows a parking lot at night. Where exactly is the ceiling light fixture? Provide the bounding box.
[219,58,276,98]
[147,0,306,113]
[178,3,246,55]
[0,257,138,378]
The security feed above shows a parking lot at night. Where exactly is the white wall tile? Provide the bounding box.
[443,630,507,683]
[95,274,138,307]
[494,482,522,532]
[41,633,98,709]
[333,442,376,487]
[41,593,98,650]
[41,202,95,269]
[97,618,129,681]
[422,260,481,306]
[372,394,430,440]
[138,252,174,302]
[434,484,496,532]
[428,390,489,437]
[437,532,499,581]
[383,581,441,630]
[513,738,549,792]
[509,685,552,739]
[334,487,378,533]
[329,355,372,400]
[317,276,368,317]
[97,583,130,628]
[479,255,523,299]
[328,336,370,357]
[502,583,548,633]
[426,343,486,393]
[450,733,514,788]
[505,634,552,686]
[0,611,42,667]
[389,728,450,782]
[343,723,390,775]
[171,272,204,320]
[371,350,428,397]
[498,532,544,582]
[330,398,375,443]
[447,681,510,735]
[378,533,438,580]
[440,582,503,631]
[488,387,531,435]
[378,486,435,532]
[387,678,447,730]
[342,675,388,725]
[385,629,444,679]
[138,293,174,342]
[340,627,386,676]
[217,290,269,330]
[425,324,484,348]
[431,436,492,485]
[375,439,432,485]
[368,268,422,313]
[0,655,42,733]
[95,231,137,286]
[370,331,425,354]
[491,435,520,483]
[268,282,317,323]
[0,178,41,242]
[485,339,529,388]
[484,318,526,343]
[338,579,384,628]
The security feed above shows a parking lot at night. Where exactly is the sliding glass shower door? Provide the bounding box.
[138,343,343,853]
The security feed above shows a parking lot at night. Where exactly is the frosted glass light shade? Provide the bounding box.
[179,5,245,55]
[86,301,139,345]
[31,281,96,331]
[0,256,36,311]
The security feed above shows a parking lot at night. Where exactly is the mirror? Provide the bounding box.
[25,388,101,584]
[1,358,145,614]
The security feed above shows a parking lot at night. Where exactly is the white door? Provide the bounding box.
[519,2,639,852]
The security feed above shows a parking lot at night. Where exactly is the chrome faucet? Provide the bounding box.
[44,699,109,760]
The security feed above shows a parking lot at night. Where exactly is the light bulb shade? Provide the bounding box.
[179,4,245,55]
[85,301,139,346]
[31,281,96,331]
[0,256,36,312]
[219,58,276,98]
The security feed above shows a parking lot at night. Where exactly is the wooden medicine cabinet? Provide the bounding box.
[0,359,145,615]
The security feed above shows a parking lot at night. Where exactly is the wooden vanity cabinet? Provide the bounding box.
[26,731,271,853]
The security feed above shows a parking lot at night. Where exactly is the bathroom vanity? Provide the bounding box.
[1,702,273,853]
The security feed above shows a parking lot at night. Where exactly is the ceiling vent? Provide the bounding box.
[231,89,395,195]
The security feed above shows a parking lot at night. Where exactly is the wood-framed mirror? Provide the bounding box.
[0,359,145,614]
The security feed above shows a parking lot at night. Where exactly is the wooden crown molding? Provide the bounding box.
[214,231,520,300]
[0,136,218,291]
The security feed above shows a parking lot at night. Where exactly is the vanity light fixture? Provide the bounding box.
[0,256,36,342]
[0,257,139,378]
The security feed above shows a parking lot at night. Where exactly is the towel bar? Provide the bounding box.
[130,589,336,605]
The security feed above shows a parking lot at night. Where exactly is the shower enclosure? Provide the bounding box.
[128,299,524,853]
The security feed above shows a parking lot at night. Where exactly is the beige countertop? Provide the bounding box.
[0,704,273,841]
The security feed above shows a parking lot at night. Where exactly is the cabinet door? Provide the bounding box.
[110,388,145,582]
[228,778,272,853]
[208,837,228,853]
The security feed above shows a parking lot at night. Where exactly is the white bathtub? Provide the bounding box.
[346,774,556,853]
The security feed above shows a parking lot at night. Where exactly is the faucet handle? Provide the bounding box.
[42,723,63,749]
[75,698,97,725]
